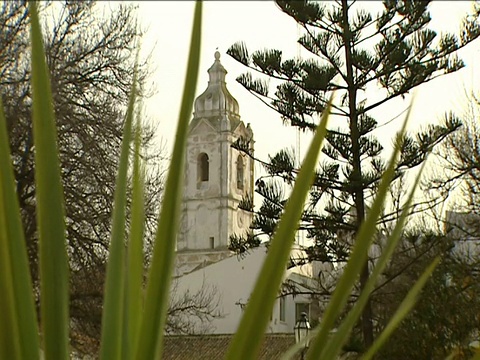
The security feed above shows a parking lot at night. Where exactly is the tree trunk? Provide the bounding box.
[341,0,374,349]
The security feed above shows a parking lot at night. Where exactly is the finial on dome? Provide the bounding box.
[193,49,240,119]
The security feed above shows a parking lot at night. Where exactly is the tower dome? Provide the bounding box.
[193,51,240,120]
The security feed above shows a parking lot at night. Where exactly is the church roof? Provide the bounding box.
[162,333,301,359]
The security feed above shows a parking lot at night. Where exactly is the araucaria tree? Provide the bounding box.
[227,0,480,348]
[0,0,163,347]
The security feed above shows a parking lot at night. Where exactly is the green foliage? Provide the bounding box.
[0,1,463,360]
[124,124,145,359]
[364,257,440,360]
[420,92,480,359]
[30,3,70,358]
[98,53,137,360]
[227,0,475,265]
[227,0,480,349]
[0,0,163,343]
[0,82,40,360]
[226,96,332,360]
[0,1,201,358]
[375,230,480,359]
[133,2,202,357]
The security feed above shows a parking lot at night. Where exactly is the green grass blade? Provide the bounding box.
[0,95,39,360]
[0,190,21,360]
[30,3,69,358]
[361,257,440,360]
[134,2,202,359]
[225,97,332,360]
[0,98,40,359]
[320,157,428,360]
[305,106,412,360]
[99,66,137,360]
[124,121,146,360]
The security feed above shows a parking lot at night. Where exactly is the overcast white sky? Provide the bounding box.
[121,1,480,170]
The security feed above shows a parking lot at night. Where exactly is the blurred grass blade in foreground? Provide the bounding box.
[99,63,138,360]
[225,97,332,360]
[30,2,69,359]
[124,120,147,359]
[320,153,430,359]
[361,257,440,360]
[0,95,40,359]
[134,2,202,359]
[306,107,411,360]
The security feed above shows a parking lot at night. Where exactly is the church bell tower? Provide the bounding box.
[176,51,254,274]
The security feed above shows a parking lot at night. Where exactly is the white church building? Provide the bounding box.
[172,51,321,335]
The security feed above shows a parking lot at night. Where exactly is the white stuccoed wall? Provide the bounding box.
[173,246,312,334]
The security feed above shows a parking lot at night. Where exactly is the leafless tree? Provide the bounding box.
[166,278,223,335]
[1,0,164,345]
[432,92,480,215]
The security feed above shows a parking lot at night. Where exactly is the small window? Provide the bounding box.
[198,153,209,182]
[236,155,244,190]
[209,236,215,249]
[279,296,286,322]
